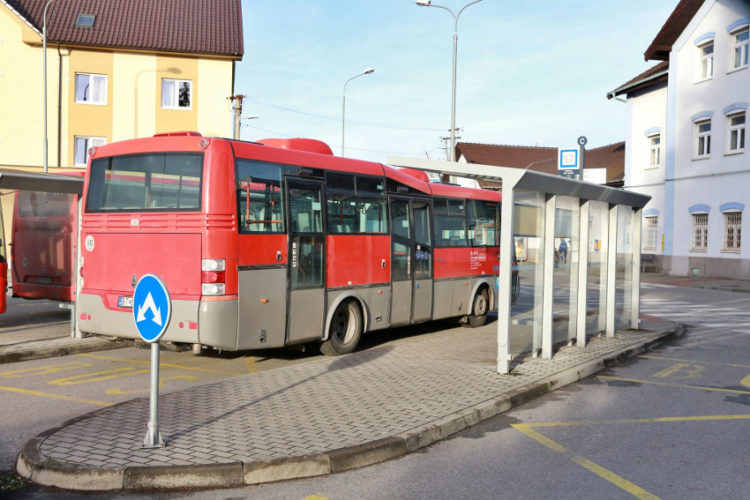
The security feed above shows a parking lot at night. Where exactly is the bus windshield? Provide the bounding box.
[86,152,203,212]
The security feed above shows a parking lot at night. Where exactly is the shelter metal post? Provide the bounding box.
[496,184,515,374]
[542,194,555,359]
[576,200,590,347]
[631,208,642,328]
[606,204,618,337]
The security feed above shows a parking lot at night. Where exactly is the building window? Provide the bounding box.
[644,216,658,250]
[695,119,711,157]
[724,212,742,251]
[162,79,192,109]
[75,73,107,105]
[74,136,106,166]
[648,134,661,166]
[732,27,749,69]
[699,40,714,79]
[728,112,746,153]
[692,213,708,250]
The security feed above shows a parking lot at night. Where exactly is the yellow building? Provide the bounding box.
[0,0,244,172]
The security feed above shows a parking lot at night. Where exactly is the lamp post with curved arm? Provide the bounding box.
[42,0,58,173]
[416,0,482,162]
[341,68,374,157]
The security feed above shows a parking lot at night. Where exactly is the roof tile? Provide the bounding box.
[6,0,243,57]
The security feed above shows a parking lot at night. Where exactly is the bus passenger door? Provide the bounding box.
[286,179,326,343]
[389,197,432,325]
[412,200,432,322]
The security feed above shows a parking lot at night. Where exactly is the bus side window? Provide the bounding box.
[434,198,467,247]
[468,200,499,246]
[235,160,284,233]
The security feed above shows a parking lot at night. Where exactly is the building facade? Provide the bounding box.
[610,0,749,277]
[0,0,243,171]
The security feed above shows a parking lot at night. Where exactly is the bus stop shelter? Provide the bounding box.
[388,156,651,374]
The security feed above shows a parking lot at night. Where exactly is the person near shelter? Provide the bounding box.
[558,239,568,263]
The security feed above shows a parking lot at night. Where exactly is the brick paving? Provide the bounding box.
[32,321,675,474]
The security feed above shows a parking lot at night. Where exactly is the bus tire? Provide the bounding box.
[467,288,489,328]
[321,300,362,356]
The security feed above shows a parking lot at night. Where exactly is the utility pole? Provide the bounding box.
[228,94,245,140]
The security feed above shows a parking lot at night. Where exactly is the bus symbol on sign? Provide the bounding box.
[133,274,171,343]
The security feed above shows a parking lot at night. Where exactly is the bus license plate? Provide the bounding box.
[118,296,134,308]
[37,277,52,284]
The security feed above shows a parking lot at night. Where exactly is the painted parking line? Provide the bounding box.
[48,366,150,386]
[0,385,113,407]
[512,423,659,500]
[77,353,246,376]
[598,376,750,395]
[105,375,200,395]
[514,413,750,500]
[0,361,94,378]
[639,354,750,370]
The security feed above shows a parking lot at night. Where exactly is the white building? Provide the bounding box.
[609,0,749,278]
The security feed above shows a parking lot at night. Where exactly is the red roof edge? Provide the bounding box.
[644,0,704,61]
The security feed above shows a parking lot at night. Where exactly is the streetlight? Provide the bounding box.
[416,0,482,162]
[341,68,374,157]
[42,0,58,173]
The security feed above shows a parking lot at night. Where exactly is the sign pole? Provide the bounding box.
[132,274,171,448]
[143,341,165,448]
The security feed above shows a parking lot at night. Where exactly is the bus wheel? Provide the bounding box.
[321,300,362,356]
[467,288,489,328]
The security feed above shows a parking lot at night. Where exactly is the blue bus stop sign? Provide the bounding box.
[133,274,171,343]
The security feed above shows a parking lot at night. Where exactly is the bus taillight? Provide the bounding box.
[201,259,226,296]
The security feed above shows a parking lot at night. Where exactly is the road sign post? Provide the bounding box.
[132,274,171,448]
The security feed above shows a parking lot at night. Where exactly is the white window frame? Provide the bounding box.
[691,213,708,251]
[648,134,661,167]
[74,73,107,105]
[644,216,658,251]
[723,211,742,252]
[695,119,711,158]
[731,26,749,70]
[74,136,106,166]
[161,79,193,110]
[727,111,746,153]
[697,39,714,80]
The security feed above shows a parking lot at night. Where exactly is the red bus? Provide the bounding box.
[77,133,517,355]
[10,171,83,303]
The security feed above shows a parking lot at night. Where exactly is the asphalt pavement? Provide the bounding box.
[4,272,748,492]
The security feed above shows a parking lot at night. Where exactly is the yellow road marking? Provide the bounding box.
[653,363,704,379]
[512,424,660,500]
[741,374,750,388]
[246,356,258,374]
[77,353,245,376]
[302,496,328,500]
[0,361,94,378]
[0,385,113,406]
[599,375,750,395]
[105,375,200,395]
[49,367,149,386]
[517,414,750,429]
[639,354,750,369]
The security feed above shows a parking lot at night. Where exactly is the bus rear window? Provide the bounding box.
[86,153,203,212]
[18,191,73,217]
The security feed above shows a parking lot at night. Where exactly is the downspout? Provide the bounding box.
[57,42,63,168]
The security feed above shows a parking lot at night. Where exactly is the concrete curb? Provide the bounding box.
[16,324,683,492]
[0,337,127,365]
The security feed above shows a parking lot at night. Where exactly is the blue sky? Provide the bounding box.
[235,1,677,163]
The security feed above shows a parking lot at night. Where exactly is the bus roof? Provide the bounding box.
[89,133,501,201]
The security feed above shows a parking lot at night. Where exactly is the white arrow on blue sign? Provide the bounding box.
[132,274,171,343]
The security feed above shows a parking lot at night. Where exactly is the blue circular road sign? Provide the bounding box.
[132,274,171,343]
